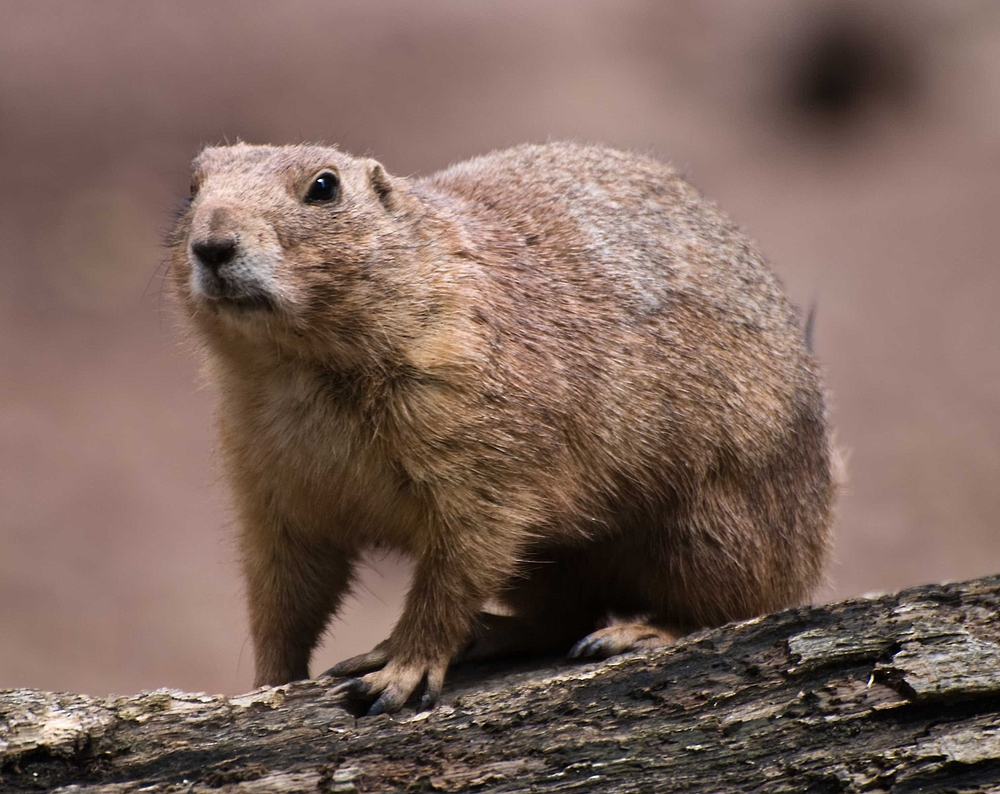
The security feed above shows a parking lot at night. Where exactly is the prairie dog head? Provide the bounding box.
[168,143,415,365]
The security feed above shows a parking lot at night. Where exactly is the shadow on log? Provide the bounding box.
[4,576,1000,792]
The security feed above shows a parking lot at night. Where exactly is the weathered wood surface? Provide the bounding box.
[4,576,1000,793]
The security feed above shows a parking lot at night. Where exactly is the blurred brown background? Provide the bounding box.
[1,0,998,697]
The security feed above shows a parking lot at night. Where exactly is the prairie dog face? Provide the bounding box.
[169,143,404,364]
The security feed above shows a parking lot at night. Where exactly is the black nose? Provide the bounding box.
[191,237,237,271]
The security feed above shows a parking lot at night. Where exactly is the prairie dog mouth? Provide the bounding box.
[191,266,277,311]
[188,240,281,312]
[205,289,276,312]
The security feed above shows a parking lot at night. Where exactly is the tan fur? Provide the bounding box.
[168,142,840,712]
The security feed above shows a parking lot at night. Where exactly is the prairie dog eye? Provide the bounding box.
[304,171,340,204]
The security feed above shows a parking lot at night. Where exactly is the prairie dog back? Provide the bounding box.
[169,141,838,715]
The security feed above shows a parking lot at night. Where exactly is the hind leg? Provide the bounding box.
[477,541,679,663]
[457,549,604,663]
[456,611,584,662]
[563,474,822,664]
[560,533,685,662]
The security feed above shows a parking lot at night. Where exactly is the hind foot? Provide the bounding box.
[569,621,677,660]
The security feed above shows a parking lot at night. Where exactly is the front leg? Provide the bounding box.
[331,529,523,715]
[241,520,356,688]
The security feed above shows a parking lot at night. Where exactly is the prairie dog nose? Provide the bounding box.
[191,236,237,272]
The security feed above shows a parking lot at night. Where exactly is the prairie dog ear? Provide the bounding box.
[368,160,395,210]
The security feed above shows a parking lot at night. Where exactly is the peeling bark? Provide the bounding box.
[4,576,1000,793]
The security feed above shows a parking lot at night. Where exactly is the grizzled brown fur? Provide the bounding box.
[168,142,839,714]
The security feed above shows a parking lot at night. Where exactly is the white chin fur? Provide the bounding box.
[188,248,285,304]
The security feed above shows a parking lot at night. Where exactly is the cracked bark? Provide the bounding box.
[3,576,1000,793]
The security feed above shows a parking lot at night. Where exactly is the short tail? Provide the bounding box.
[804,301,818,353]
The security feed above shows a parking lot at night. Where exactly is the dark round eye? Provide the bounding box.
[189,181,199,198]
[304,171,339,204]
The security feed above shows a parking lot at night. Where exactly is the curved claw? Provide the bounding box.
[329,677,369,698]
[329,676,381,718]
[568,634,602,659]
[417,689,439,712]
[321,641,390,679]
[418,665,445,712]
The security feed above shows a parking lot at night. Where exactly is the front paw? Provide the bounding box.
[330,657,447,717]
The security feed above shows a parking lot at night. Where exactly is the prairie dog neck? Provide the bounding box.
[212,355,428,553]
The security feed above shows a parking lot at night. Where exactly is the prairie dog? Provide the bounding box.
[169,142,838,715]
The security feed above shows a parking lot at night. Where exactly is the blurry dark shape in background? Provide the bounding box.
[789,6,920,125]
[1,0,997,698]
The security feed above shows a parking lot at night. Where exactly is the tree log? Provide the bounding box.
[4,576,1000,793]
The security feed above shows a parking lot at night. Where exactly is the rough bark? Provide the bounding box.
[4,576,1000,793]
